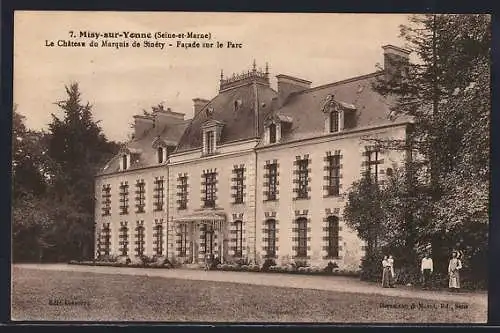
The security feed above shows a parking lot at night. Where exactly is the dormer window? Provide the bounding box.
[157,147,164,164]
[269,123,277,143]
[206,130,215,154]
[122,155,128,170]
[201,119,224,156]
[264,114,292,145]
[121,154,131,171]
[152,137,169,164]
[329,110,340,133]
[322,94,355,134]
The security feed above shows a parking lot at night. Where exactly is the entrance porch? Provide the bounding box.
[174,211,228,265]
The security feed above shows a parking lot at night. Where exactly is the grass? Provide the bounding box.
[11,267,486,323]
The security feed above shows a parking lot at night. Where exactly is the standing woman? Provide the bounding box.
[381,256,390,288]
[448,250,462,292]
[388,255,395,287]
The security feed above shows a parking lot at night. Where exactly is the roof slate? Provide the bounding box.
[262,72,412,145]
[98,120,189,176]
[175,82,277,152]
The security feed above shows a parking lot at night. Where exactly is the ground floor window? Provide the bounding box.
[100,225,111,256]
[296,217,308,257]
[327,215,340,257]
[266,219,276,257]
[119,225,129,256]
[153,223,163,256]
[135,224,145,257]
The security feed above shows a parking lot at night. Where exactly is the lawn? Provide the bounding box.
[11,267,485,323]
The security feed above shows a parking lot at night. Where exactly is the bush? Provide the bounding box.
[323,261,339,274]
[261,258,277,271]
[294,259,308,268]
[359,252,382,281]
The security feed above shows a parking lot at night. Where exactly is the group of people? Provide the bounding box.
[382,250,463,292]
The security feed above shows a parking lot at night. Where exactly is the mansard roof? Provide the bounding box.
[98,120,189,175]
[175,82,277,153]
[259,72,412,146]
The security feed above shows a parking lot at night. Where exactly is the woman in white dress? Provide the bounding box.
[448,250,462,292]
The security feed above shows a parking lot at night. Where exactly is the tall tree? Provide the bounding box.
[47,83,120,260]
[369,14,490,280]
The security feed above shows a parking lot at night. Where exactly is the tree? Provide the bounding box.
[12,107,57,261]
[343,174,386,280]
[366,14,490,285]
[46,82,120,260]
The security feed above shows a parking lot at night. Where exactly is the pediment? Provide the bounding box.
[264,113,293,126]
[201,119,225,129]
[321,94,356,113]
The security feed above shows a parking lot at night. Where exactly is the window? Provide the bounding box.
[204,224,214,255]
[234,168,244,204]
[122,154,128,170]
[267,163,278,201]
[366,149,380,182]
[266,219,276,257]
[153,222,163,256]
[119,182,129,215]
[135,224,145,256]
[204,172,216,208]
[269,123,277,143]
[296,218,308,257]
[330,110,339,133]
[179,224,188,256]
[157,147,164,164]
[178,176,188,210]
[153,177,165,211]
[135,179,146,213]
[119,224,129,256]
[297,159,309,199]
[206,130,215,154]
[100,224,111,256]
[327,154,341,196]
[101,184,111,216]
[327,216,339,258]
[234,220,243,257]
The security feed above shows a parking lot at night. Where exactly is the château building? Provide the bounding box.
[94,45,413,270]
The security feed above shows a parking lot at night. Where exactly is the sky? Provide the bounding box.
[14,12,411,142]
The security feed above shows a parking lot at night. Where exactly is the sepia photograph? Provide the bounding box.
[11,12,490,323]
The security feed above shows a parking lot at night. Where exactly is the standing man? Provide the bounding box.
[421,253,433,289]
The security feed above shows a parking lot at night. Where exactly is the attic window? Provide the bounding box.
[234,99,242,111]
[206,130,215,154]
[330,111,340,133]
[122,154,128,170]
[269,123,277,143]
[157,147,164,164]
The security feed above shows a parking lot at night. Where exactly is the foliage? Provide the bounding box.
[323,261,339,273]
[347,15,490,287]
[343,174,385,255]
[261,258,276,271]
[12,83,120,262]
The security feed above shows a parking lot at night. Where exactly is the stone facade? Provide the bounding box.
[94,45,413,271]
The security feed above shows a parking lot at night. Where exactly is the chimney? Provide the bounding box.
[193,98,210,115]
[133,115,154,138]
[276,74,312,106]
[382,45,410,83]
[154,107,185,128]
